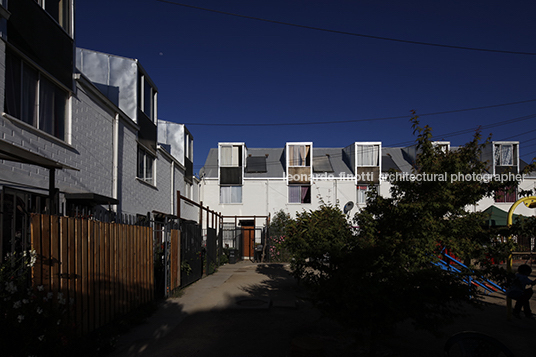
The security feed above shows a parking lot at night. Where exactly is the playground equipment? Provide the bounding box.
[433,247,505,294]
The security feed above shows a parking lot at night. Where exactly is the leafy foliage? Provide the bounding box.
[284,113,536,351]
[267,210,293,262]
[1,251,75,356]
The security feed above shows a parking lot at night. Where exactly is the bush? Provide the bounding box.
[0,251,75,356]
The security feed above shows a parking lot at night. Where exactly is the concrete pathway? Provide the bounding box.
[109,261,536,357]
[110,261,318,357]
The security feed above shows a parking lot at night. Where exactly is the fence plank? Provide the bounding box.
[68,217,77,326]
[30,215,168,337]
[31,214,42,287]
[104,222,111,324]
[80,219,89,334]
[150,227,155,301]
[41,215,51,290]
[50,216,60,295]
[97,222,108,326]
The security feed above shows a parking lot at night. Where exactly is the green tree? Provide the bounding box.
[285,203,355,284]
[267,210,293,262]
[285,113,535,354]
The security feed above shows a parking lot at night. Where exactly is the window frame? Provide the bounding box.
[494,143,517,167]
[494,187,517,203]
[287,144,311,167]
[357,185,369,204]
[288,185,311,204]
[356,144,380,167]
[137,145,156,185]
[138,72,158,123]
[5,49,68,141]
[219,144,242,167]
[220,185,242,204]
[34,0,73,36]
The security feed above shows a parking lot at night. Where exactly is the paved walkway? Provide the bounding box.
[109,261,536,357]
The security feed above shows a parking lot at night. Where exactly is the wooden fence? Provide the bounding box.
[30,214,180,335]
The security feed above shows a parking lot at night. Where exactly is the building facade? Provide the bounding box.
[199,140,536,220]
[0,1,196,259]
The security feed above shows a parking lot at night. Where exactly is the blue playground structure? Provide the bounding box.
[433,248,505,294]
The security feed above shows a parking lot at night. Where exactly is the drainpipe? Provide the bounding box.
[170,161,175,215]
[112,114,119,208]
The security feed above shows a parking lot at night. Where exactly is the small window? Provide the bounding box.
[356,145,380,166]
[357,185,369,204]
[494,144,515,166]
[288,144,311,167]
[220,145,242,167]
[289,185,311,204]
[495,187,517,203]
[220,186,242,204]
[137,146,155,184]
[35,0,72,35]
[138,73,157,122]
[5,49,67,140]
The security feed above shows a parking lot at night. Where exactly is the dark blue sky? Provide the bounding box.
[75,0,536,173]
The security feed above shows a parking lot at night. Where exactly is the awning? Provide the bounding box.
[483,205,521,227]
[0,138,78,171]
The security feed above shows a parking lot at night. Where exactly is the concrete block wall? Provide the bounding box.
[55,82,114,197]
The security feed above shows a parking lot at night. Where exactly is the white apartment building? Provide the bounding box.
[199,141,536,222]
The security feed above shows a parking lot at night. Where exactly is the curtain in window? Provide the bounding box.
[495,187,516,203]
[39,76,54,136]
[357,145,378,166]
[5,51,22,119]
[22,64,38,127]
[501,145,513,166]
[289,145,310,166]
[220,186,230,204]
[221,146,232,166]
[357,185,368,203]
[221,186,242,203]
[231,186,242,203]
[289,186,300,203]
[301,185,311,203]
[145,153,154,181]
[137,148,145,179]
[39,76,66,140]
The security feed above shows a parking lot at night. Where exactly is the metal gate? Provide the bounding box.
[205,227,219,275]
[180,220,203,287]
[153,217,180,298]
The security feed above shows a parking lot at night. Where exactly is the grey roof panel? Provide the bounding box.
[313,155,333,172]
[246,156,267,173]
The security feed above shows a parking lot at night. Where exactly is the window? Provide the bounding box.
[185,133,193,161]
[34,0,72,34]
[494,144,516,166]
[220,145,242,167]
[357,185,369,204]
[288,144,311,167]
[220,186,242,204]
[5,50,67,140]
[356,145,380,166]
[495,187,517,203]
[138,73,157,122]
[288,185,311,204]
[137,146,155,184]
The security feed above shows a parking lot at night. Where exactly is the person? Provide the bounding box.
[506,264,536,319]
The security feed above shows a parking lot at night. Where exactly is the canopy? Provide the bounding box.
[483,205,521,227]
